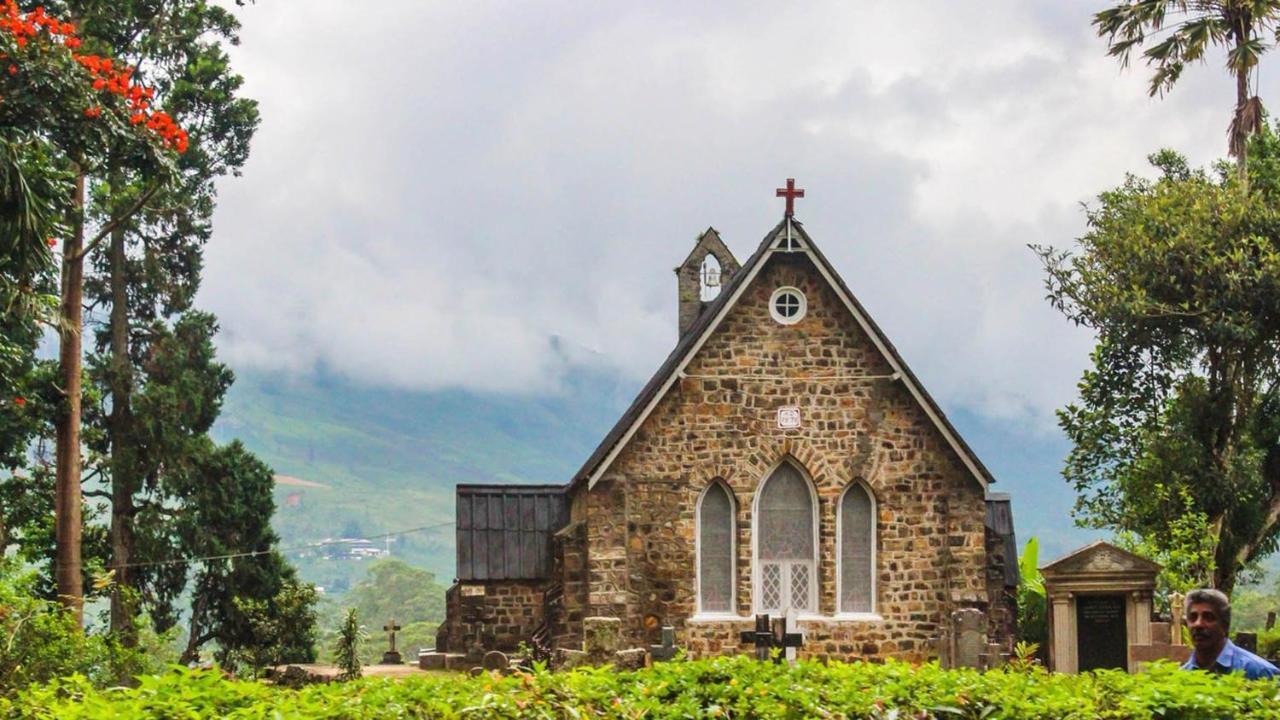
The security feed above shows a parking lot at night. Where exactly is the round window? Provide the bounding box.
[769,287,807,325]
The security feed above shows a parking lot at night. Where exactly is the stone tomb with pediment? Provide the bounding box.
[1041,541,1188,673]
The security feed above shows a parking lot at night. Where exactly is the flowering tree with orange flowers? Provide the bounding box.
[0,0,186,622]
[2,2,301,669]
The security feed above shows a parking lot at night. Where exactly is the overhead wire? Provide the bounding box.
[103,519,457,571]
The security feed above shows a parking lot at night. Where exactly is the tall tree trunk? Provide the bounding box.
[54,171,86,624]
[107,206,138,644]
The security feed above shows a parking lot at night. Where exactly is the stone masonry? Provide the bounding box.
[439,580,546,655]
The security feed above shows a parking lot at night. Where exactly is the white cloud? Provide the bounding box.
[202,0,1261,426]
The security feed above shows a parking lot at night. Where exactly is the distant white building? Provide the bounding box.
[321,538,388,560]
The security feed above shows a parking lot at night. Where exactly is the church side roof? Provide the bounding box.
[571,218,996,491]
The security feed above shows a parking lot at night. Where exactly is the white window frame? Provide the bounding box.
[751,458,819,616]
[835,481,878,618]
[769,287,807,325]
[695,480,737,617]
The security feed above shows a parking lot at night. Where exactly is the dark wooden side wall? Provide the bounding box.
[455,484,569,581]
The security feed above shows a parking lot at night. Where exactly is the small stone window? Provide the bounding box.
[769,287,806,325]
[838,483,875,613]
[697,481,735,613]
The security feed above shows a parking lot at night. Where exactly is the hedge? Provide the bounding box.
[7,655,1280,719]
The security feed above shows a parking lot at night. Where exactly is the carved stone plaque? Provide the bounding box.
[776,406,801,429]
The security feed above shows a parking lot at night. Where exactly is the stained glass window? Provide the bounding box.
[840,484,874,613]
[757,463,815,612]
[698,482,734,613]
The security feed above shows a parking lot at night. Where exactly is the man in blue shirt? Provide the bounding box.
[1181,588,1279,679]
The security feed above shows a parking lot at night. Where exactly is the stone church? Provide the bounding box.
[438,189,1018,662]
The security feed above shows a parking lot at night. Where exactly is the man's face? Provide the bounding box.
[1186,602,1228,652]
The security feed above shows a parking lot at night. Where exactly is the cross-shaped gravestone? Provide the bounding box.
[381,618,403,664]
[781,608,802,665]
[650,626,679,662]
[739,614,803,664]
[775,178,805,217]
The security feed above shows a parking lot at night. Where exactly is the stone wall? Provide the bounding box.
[439,580,547,655]
[550,521,588,648]
[580,250,992,661]
[984,526,1018,651]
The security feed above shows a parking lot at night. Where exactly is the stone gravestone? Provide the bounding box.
[1235,632,1259,655]
[584,616,623,664]
[482,650,509,672]
[650,626,679,662]
[952,608,986,670]
[934,632,953,670]
[982,642,1006,670]
[381,618,403,664]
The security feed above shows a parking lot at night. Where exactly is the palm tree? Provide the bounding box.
[1095,0,1280,175]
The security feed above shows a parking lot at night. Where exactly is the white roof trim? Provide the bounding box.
[587,229,989,490]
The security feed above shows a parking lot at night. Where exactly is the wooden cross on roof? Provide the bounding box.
[775,178,805,217]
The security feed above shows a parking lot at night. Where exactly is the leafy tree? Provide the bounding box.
[0,557,170,695]
[227,578,319,676]
[2,1,183,619]
[315,558,447,663]
[47,0,260,640]
[1036,134,1280,592]
[166,439,314,666]
[3,4,285,659]
[345,558,447,630]
[1094,0,1280,175]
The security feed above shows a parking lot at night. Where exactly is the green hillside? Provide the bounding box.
[211,368,632,590]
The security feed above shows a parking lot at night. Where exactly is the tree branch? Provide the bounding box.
[1232,493,1280,573]
[76,183,163,260]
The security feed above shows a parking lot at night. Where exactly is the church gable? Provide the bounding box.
[577,219,994,491]
[582,221,995,639]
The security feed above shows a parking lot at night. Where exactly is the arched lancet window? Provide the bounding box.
[697,481,735,613]
[755,462,816,614]
[839,483,875,613]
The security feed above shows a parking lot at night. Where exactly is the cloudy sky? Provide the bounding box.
[202,1,1253,433]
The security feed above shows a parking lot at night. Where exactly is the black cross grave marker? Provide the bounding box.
[739,614,803,663]
[650,626,679,662]
[381,618,403,664]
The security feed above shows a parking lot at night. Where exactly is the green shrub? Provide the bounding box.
[334,607,364,681]
[6,655,1280,719]
[1258,626,1280,659]
[1016,537,1047,651]
[0,560,166,694]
